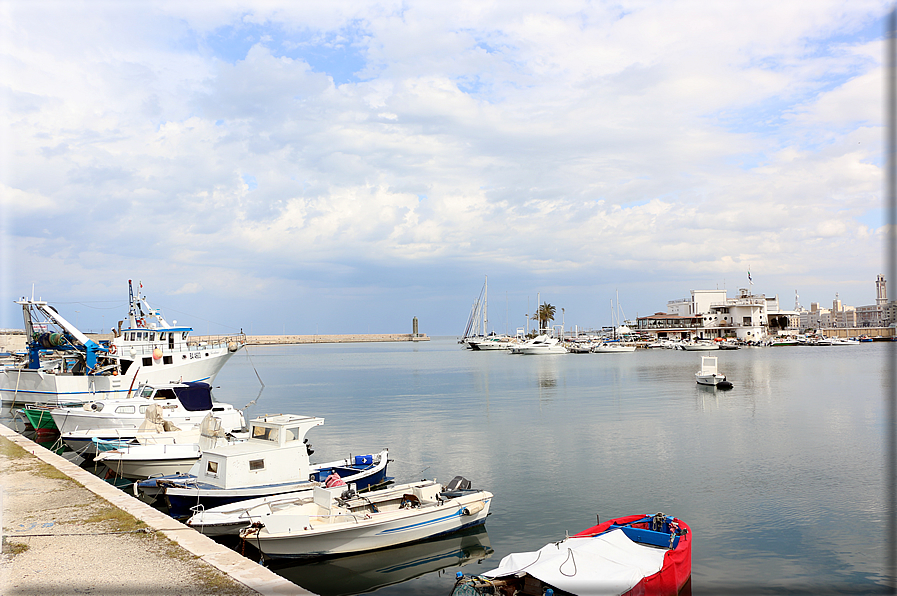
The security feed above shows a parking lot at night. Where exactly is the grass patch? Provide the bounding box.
[2,538,30,556]
[157,536,252,594]
[0,435,29,459]
[83,505,147,533]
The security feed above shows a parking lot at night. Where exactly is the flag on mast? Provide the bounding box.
[747,269,753,285]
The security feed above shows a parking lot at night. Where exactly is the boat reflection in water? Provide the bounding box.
[264,525,493,596]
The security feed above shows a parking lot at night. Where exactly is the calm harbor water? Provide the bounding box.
[6,337,891,595]
[202,337,891,595]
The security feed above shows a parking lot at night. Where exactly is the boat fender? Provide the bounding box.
[462,501,485,516]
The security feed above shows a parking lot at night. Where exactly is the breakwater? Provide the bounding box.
[240,333,430,345]
[0,332,430,352]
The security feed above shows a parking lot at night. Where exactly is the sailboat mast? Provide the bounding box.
[484,275,488,336]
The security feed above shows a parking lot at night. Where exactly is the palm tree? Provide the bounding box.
[531,303,557,333]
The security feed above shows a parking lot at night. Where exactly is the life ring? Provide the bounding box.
[109,344,118,354]
[136,318,146,328]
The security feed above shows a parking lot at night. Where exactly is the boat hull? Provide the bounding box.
[147,450,390,519]
[95,443,204,480]
[470,514,690,596]
[247,491,492,560]
[1,348,237,408]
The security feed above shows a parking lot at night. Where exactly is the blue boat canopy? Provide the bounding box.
[174,382,214,411]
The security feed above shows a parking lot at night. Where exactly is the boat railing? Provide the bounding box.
[122,334,245,357]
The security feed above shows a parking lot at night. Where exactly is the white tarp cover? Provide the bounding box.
[482,529,666,596]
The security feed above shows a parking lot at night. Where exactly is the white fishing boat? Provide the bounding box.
[695,356,732,388]
[1,280,243,409]
[135,414,389,519]
[239,477,493,560]
[512,335,567,355]
[52,381,245,455]
[94,413,246,480]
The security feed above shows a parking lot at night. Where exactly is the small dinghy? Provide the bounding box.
[239,476,492,560]
[453,513,691,596]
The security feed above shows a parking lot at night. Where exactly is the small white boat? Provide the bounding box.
[94,413,246,480]
[511,335,567,355]
[136,414,389,519]
[591,342,636,353]
[682,340,719,351]
[53,382,245,454]
[695,356,732,388]
[186,451,392,536]
[239,477,493,560]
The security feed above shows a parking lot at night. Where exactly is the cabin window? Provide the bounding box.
[142,357,153,366]
[251,426,279,442]
[249,459,265,471]
[129,332,136,341]
[182,332,188,340]
[139,386,154,398]
[159,332,166,341]
[139,405,148,414]
[285,428,300,442]
[207,461,218,476]
[149,333,155,341]
[163,356,172,365]
[115,405,136,414]
[154,389,177,400]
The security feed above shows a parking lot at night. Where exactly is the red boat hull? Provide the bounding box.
[573,514,692,596]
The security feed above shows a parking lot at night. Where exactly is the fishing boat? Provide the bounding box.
[51,381,245,456]
[239,477,493,560]
[1,280,243,409]
[695,356,733,389]
[17,405,62,430]
[453,513,691,596]
[135,414,389,519]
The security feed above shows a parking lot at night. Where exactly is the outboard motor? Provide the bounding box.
[441,476,473,498]
[445,476,472,491]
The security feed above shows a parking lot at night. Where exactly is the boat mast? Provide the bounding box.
[483,275,488,336]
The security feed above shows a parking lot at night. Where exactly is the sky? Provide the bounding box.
[0,0,893,337]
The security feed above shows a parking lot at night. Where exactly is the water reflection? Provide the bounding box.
[264,525,493,596]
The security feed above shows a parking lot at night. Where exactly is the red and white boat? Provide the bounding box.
[453,513,691,596]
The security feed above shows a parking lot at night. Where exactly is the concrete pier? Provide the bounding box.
[240,333,429,345]
[0,424,312,596]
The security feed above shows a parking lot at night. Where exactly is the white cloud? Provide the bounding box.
[0,0,891,333]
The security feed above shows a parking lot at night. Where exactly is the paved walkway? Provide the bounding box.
[0,424,314,596]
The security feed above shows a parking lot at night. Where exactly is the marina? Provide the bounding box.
[2,335,893,594]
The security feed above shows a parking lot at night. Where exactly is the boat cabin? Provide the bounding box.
[194,414,325,489]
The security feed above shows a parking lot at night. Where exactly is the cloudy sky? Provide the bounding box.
[0,0,891,336]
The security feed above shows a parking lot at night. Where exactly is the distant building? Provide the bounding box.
[654,287,772,341]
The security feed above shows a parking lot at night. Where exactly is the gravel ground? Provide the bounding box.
[0,435,262,596]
